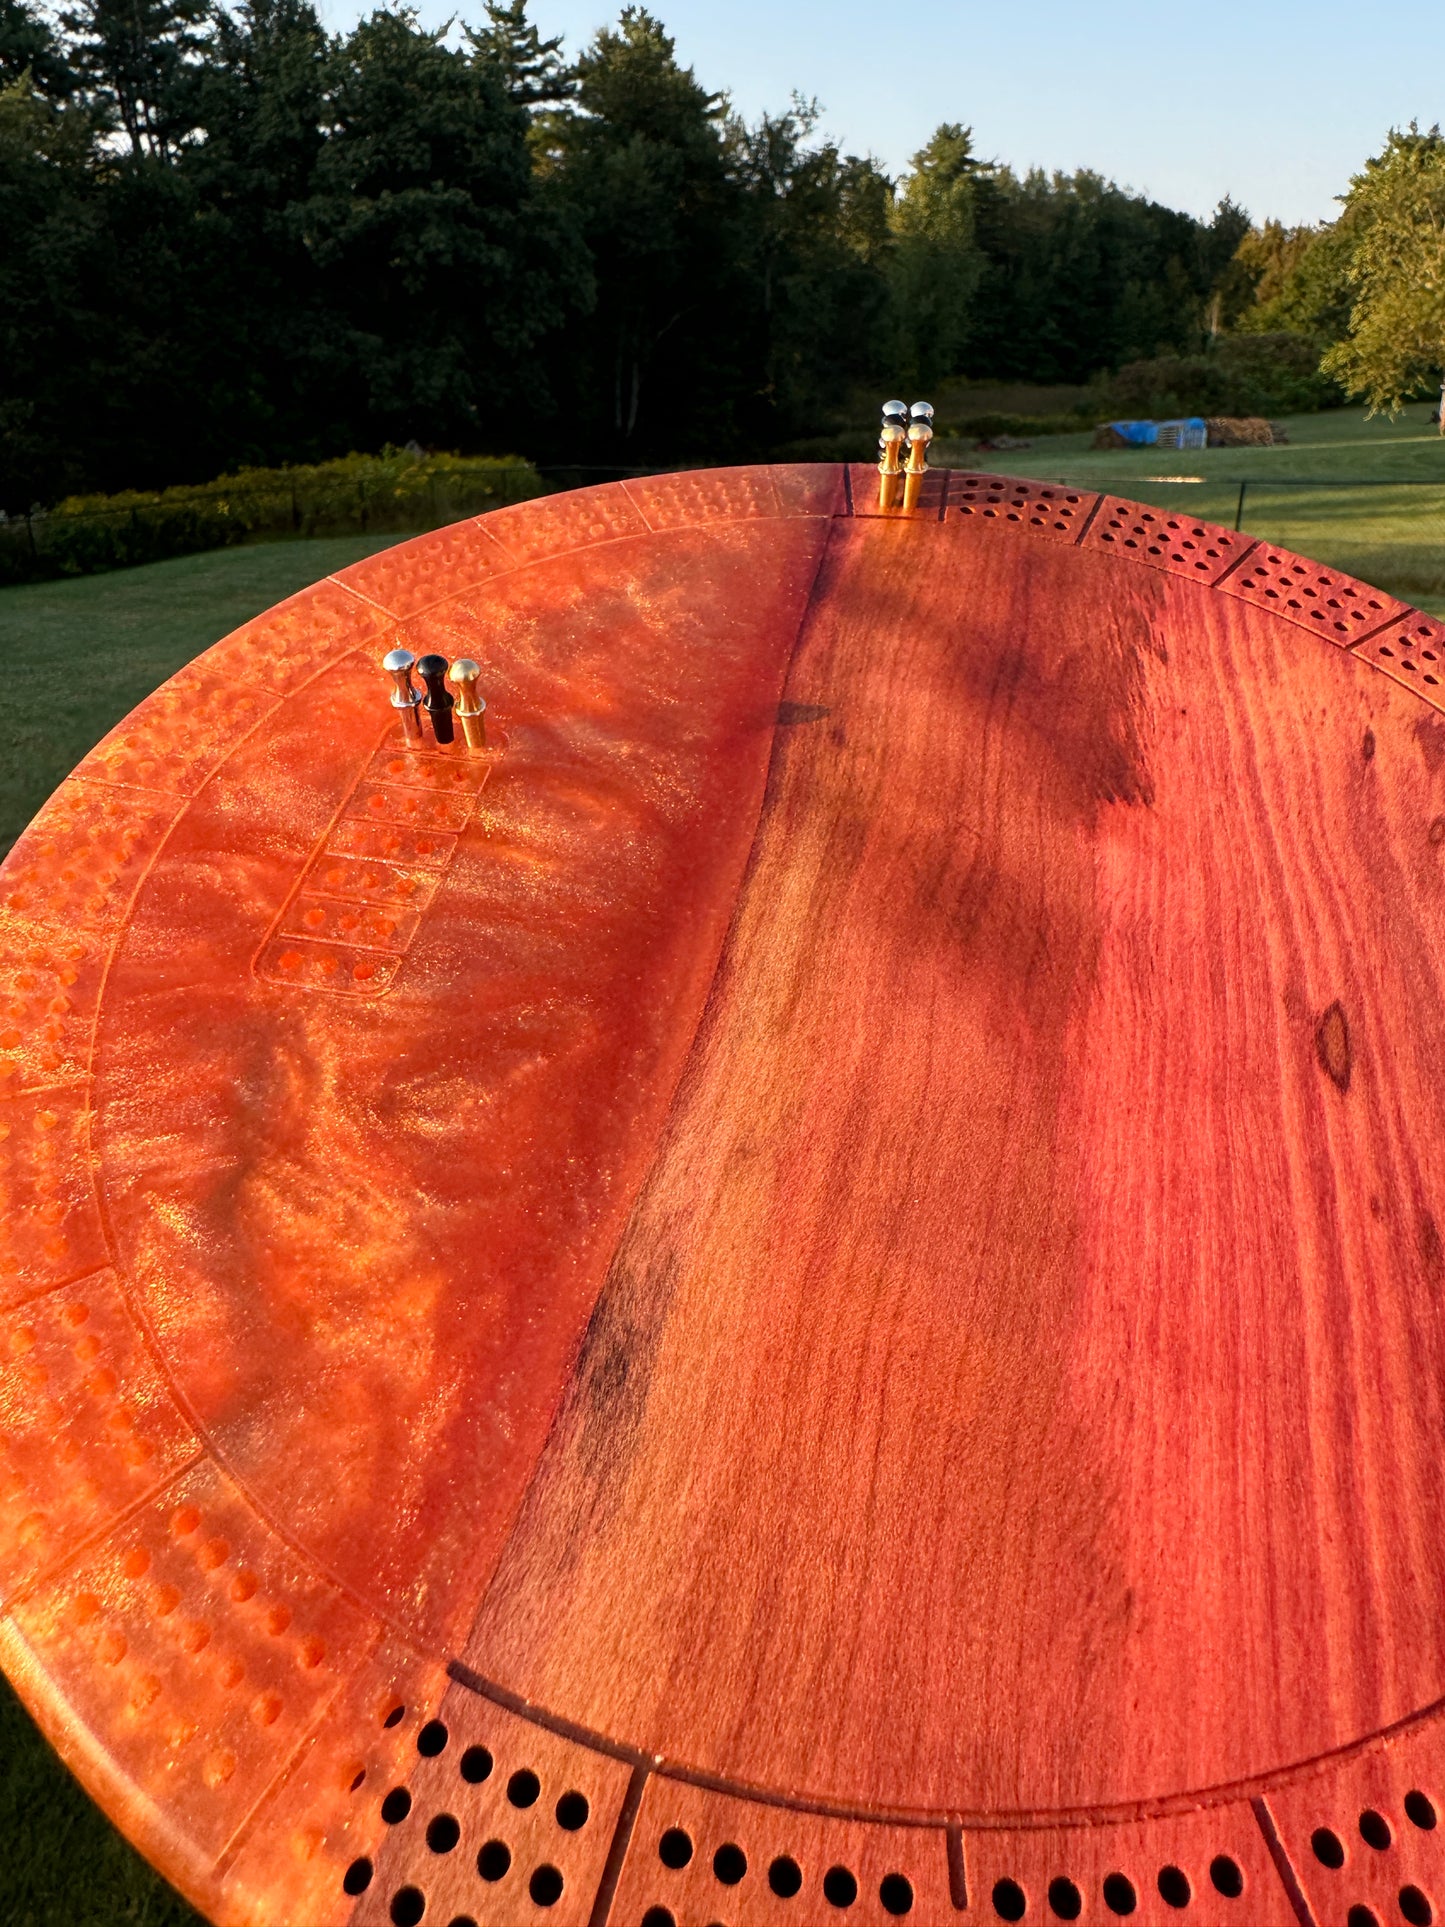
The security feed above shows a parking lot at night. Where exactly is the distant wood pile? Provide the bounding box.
[1091,417,1282,449]
[1206,417,1280,446]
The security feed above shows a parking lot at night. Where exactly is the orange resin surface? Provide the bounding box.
[5,466,1445,1926]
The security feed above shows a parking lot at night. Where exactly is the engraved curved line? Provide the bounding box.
[444,1656,1445,1833]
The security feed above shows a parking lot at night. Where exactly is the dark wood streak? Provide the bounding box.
[1316,1000,1353,1093]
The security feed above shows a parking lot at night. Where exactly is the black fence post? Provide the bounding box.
[1234,481,1248,533]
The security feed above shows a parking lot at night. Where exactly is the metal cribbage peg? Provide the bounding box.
[382,646,425,747]
[877,399,908,510]
[449,658,487,752]
[415,653,455,746]
[902,400,934,512]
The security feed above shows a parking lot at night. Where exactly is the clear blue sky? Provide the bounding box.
[324,0,1445,226]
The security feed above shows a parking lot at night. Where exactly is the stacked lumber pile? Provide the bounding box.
[1206,417,1275,446]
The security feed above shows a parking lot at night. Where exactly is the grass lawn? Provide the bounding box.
[0,534,396,860]
[943,402,1445,616]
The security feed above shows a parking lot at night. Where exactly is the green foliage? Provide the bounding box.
[957,410,1087,438]
[1098,338,1321,421]
[465,0,570,106]
[966,172,1248,382]
[887,123,985,388]
[1320,124,1445,416]
[0,447,540,584]
[0,0,75,94]
[1095,331,1344,420]
[0,0,1295,501]
[59,0,211,157]
[1232,219,1354,346]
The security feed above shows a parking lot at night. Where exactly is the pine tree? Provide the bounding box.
[1,0,77,96]
[59,0,211,157]
[465,0,569,107]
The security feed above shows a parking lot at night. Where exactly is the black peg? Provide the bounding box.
[415,653,455,745]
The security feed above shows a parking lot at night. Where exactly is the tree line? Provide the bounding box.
[4,0,1440,513]
[0,0,1261,509]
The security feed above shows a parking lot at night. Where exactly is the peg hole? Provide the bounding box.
[1049,1875,1082,1918]
[555,1791,589,1831]
[1407,1792,1438,1831]
[769,1856,802,1898]
[880,1873,913,1916]
[506,1768,539,1808]
[459,1745,492,1784]
[713,1843,747,1886]
[381,1787,412,1825]
[390,1888,425,1927]
[824,1865,858,1907]
[1103,1873,1137,1915]
[993,1879,1026,1921]
[1313,1828,1346,1868]
[528,1865,563,1907]
[416,1721,448,1757]
[1157,1865,1190,1908]
[1401,1890,1434,1926]
[425,1814,459,1855]
[343,1858,373,1895]
[1210,1855,1243,1898]
[476,1841,510,1882]
[1360,1810,1393,1851]
[659,1828,693,1869]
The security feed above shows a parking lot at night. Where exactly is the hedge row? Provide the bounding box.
[0,449,543,586]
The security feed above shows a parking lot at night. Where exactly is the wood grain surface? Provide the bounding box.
[4,467,1445,1927]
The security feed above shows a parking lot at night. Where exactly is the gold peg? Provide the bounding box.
[449,658,487,751]
[902,402,933,512]
[877,399,907,511]
[382,647,424,747]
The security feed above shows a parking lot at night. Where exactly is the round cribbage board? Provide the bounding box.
[5,464,1445,1927]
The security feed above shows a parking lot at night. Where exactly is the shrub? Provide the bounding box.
[1092,332,1344,423]
[0,448,542,586]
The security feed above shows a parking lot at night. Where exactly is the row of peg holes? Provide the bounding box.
[1312,1792,1437,1926]
[1375,637,1442,687]
[991,1857,1242,1919]
[652,1826,913,1912]
[342,1708,587,1919]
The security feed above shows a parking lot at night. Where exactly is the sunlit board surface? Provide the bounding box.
[5,464,1445,1927]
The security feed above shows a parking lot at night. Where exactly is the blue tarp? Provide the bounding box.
[1109,417,1208,449]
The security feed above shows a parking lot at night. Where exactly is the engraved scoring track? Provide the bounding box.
[2,469,1445,1927]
